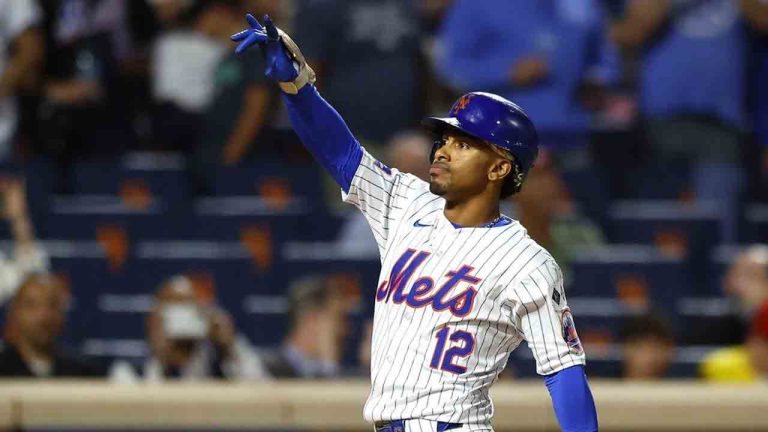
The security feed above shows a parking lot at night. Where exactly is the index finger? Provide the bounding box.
[246,13,263,31]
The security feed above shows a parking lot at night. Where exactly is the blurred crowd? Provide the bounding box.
[0,0,768,382]
[0,0,765,233]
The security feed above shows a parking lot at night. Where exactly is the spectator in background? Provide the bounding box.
[609,0,768,241]
[150,0,229,152]
[700,300,768,382]
[725,245,768,320]
[0,178,49,304]
[262,274,355,378]
[0,0,44,161]
[620,314,676,380]
[293,0,422,148]
[434,0,617,223]
[37,0,140,161]
[434,0,617,175]
[151,0,195,27]
[689,245,768,345]
[746,301,768,379]
[513,150,604,276]
[193,0,295,192]
[336,130,432,257]
[199,0,271,167]
[697,245,768,377]
[0,274,101,377]
[110,275,266,382]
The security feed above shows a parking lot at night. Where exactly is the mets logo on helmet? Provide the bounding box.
[452,94,476,114]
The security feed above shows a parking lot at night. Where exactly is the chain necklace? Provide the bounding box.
[480,215,504,228]
[449,215,508,229]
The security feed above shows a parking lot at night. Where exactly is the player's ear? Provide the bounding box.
[488,158,512,182]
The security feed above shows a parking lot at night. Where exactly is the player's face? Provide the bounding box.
[429,131,507,200]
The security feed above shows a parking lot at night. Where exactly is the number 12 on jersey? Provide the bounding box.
[430,326,475,374]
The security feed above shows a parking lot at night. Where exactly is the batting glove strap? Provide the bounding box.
[276,29,316,95]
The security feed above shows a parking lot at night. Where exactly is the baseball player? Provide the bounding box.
[232,14,598,432]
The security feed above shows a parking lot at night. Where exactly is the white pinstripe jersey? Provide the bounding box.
[343,151,586,430]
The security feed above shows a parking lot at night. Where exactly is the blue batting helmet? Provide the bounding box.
[421,92,539,196]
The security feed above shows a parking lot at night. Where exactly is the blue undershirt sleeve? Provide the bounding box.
[281,85,364,193]
[544,365,598,432]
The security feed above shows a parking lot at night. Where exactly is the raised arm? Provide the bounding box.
[231,14,362,192]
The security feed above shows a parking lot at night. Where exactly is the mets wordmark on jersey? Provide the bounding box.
[342,151,586,429]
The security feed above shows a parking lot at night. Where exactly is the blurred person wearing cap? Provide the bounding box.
[0,273,101,377]
[110,275,267,382]
[261,274,355,378]
[0,178,49,305]
[620,313,676,380]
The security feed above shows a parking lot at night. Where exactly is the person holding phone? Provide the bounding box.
[110,275,267,382]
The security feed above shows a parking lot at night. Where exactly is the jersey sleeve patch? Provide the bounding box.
[561,308,583,355]
[552,288,561,305]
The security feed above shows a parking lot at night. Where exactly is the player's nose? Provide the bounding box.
[433,143,450,162]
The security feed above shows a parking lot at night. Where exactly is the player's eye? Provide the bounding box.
[458,141,471,150]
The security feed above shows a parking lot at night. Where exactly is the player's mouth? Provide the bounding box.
[429,163,449,176]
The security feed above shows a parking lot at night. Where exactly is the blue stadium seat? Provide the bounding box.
[190,197,345,242]
[72,153,191,211]
[212,162,326,209]
[46,241,129,343]
[568,245,692,324]
[43,195,179,240]
[629,164,690,200]
[606,200,721,294]
[743,204,768,242]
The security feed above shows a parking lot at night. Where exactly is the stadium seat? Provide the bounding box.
[568,245,691,327]
[606,200,721,294]
[212,162,327,210]
[72,153,191,211]
[743,204,768,243]
[43,195,180,242]
[46,241,129,343]
[190,197,345,243]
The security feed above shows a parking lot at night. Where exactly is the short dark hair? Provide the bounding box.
[620,313,675,344]
[500,159,524,198]
[286,275,338,328]
[185,0,241,22]
[10,273,62,308]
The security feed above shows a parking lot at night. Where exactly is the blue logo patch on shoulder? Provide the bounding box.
[561,308,583,355]
[374,160,392,176]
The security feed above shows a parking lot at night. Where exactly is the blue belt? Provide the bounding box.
[374,420,462,431]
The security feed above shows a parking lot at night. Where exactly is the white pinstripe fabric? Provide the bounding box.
[345,151,585,430]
